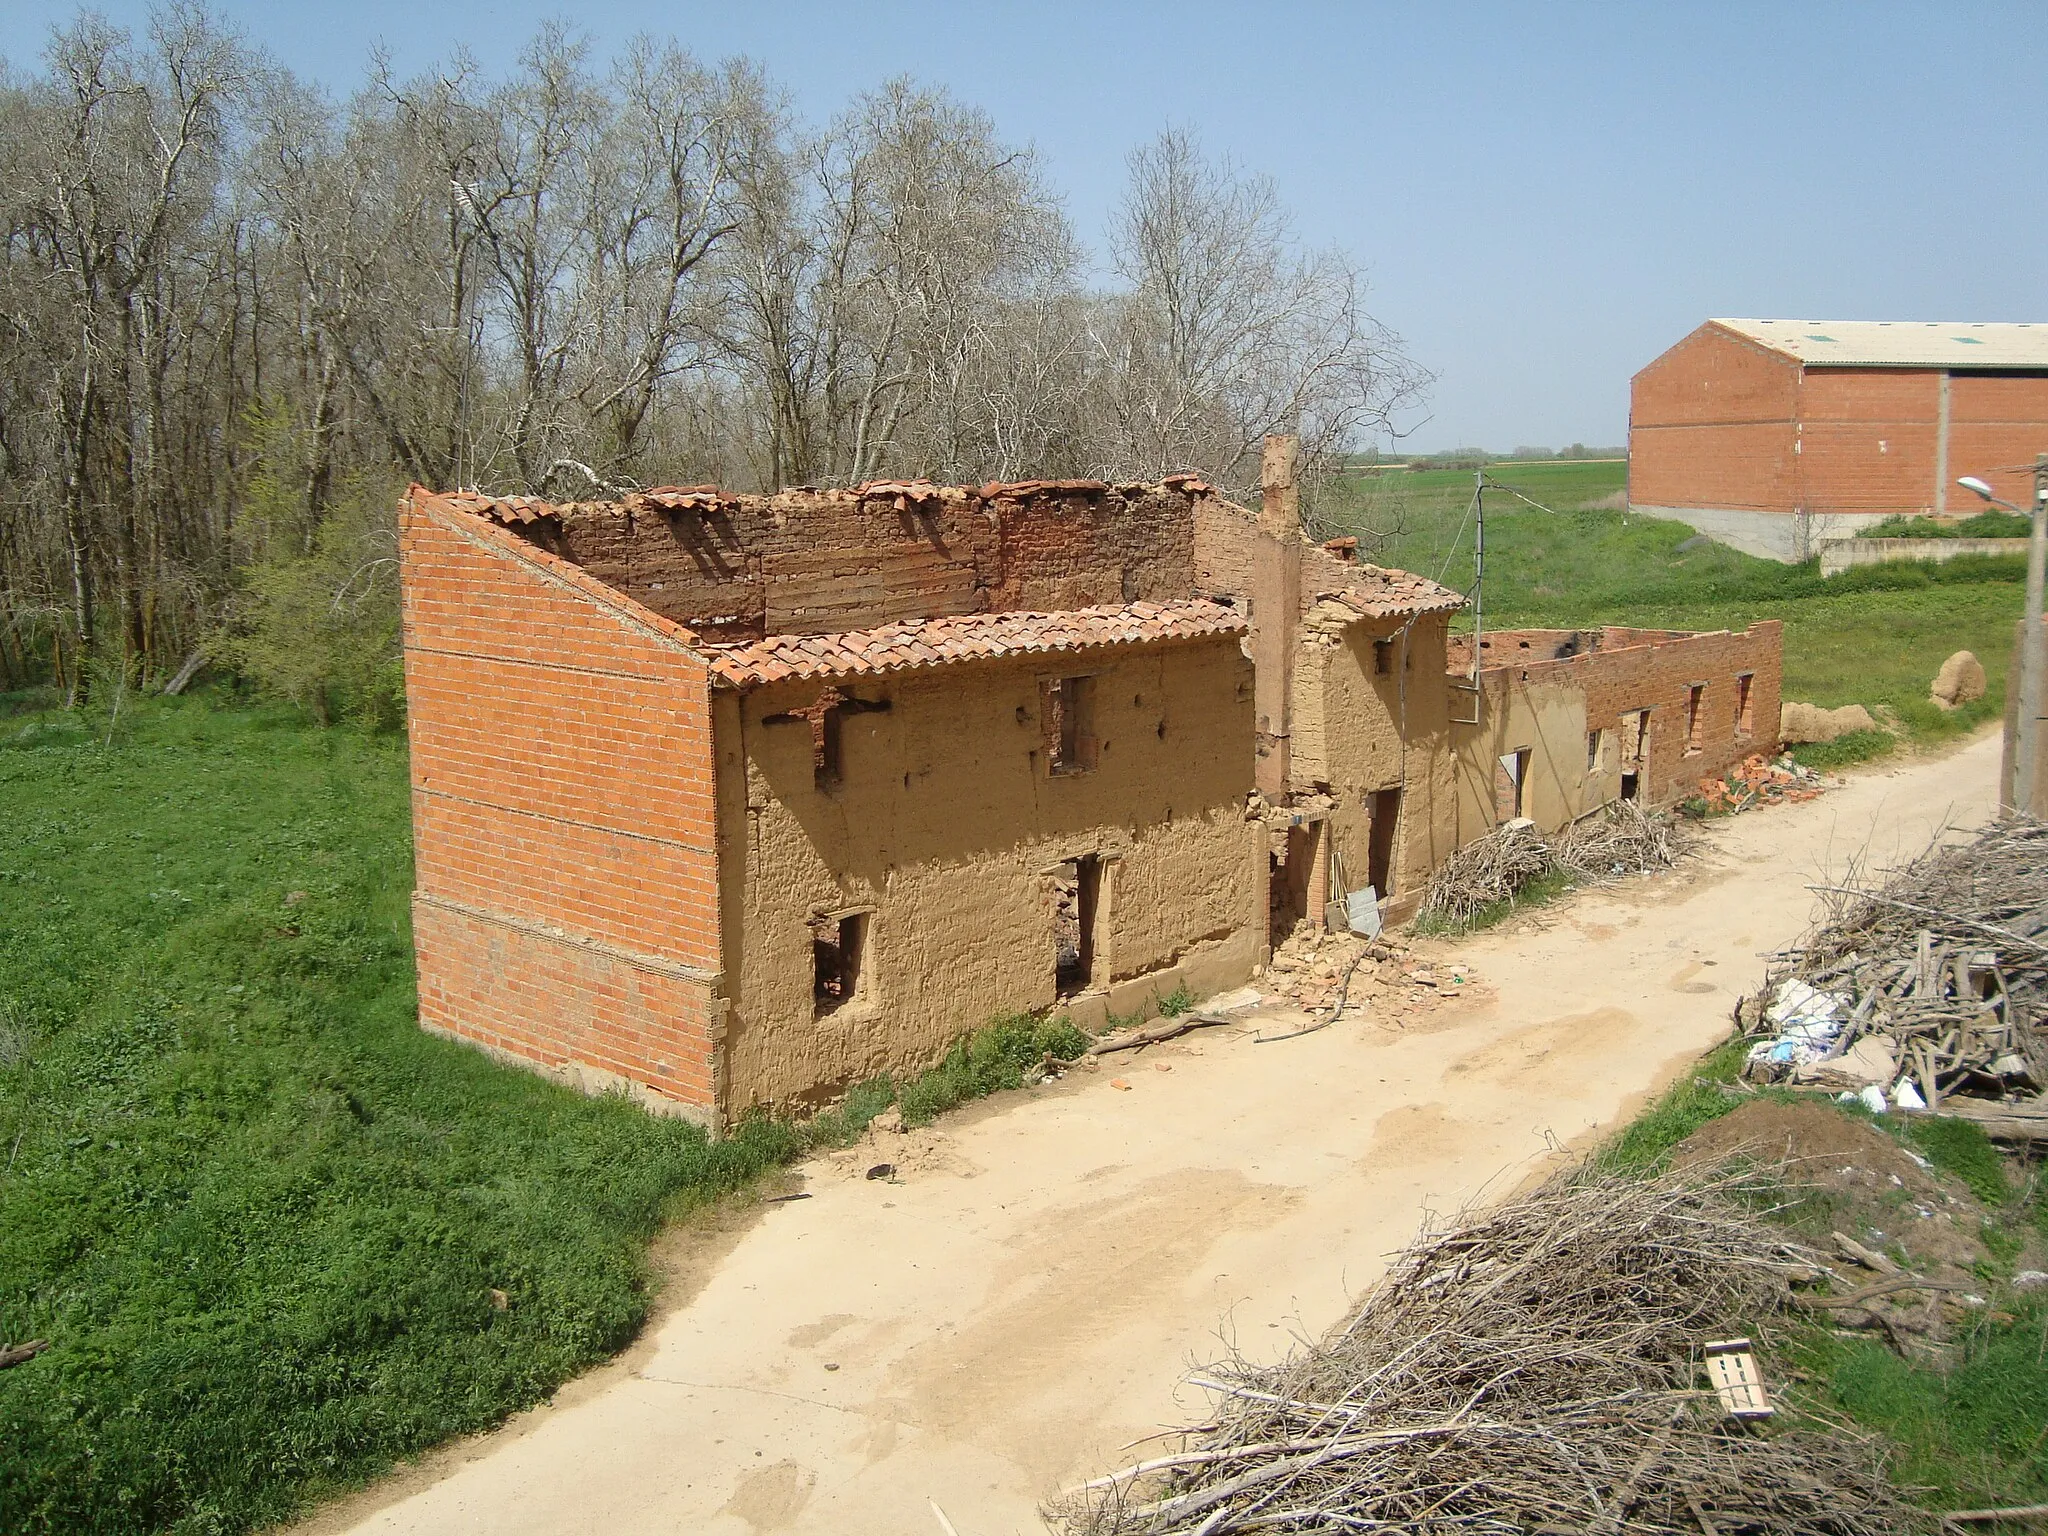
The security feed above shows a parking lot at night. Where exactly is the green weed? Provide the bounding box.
[1902,1116,2010,1207]
[1790,729,1898,770]
[1591,1038,1752,1176]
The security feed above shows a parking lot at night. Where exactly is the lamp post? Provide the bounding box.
[1959,457,2048,815]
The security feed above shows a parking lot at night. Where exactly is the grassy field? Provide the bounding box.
[0,692,1090,1536]
[1323,461,2023,752]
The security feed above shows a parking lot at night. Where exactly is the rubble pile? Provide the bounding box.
[1260,927,1474,1022]
[1695,752,1827,815]
[1741,820,2048,1108]
[1052,1169,1924,1536]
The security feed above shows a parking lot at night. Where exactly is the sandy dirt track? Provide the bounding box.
[311,731,2000,1536]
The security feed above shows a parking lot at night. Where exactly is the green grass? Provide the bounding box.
[1591,1031,2048,1513]
[1324,462,2025,758]
[1864,509,2033,540]
[0,695,1091,1536]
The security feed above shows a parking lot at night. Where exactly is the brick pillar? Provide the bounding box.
[1254,435,1302,797]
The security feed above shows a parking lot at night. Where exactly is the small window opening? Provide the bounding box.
[1587,729,1605,774]
[1685,684,1705,756]
[1368,788,1401,898]
[1735,673,1754,738]
[1052,855,1102,996]
[1373,637,1394,675]
[1044,676,1097,775]
[812,911,867,1017]
[1494,748,1530,821]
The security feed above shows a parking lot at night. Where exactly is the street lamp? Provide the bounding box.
[1959,459,2048,816]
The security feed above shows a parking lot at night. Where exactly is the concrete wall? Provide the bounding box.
[714,638,1263,1112]
[1819,536,2028,577]
[399,493,724,1123]
[1448,623,1784,840]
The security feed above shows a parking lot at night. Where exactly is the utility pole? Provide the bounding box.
[1469,468,1484,685]
[2016,454,2048,815]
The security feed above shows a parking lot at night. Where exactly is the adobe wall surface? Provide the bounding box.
[400,495,724,1121]
[714,638,1263,1112]
[1448,623,1783,839]
[1629,324,1800,516]
[1290,607,1460,906]
[520,482,1204,643]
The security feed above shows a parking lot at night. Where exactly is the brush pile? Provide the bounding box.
[1051,1171,1925,1535]
[1556,798,1701,882]
[1417,818,1554,925]
[1420,804,1696,926]
[1740,819,2048,1102]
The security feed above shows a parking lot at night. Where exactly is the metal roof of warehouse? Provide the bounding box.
[1714,318,2048,369]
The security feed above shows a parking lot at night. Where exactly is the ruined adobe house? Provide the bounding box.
[401,476,1288,1124]
[398,453,1783,1125]
[1448,623,1785,838]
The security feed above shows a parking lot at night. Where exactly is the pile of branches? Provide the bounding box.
[1418,819,1554,925]
[1421,804,1696,925]
[1052,1172,1925,1536]
[1742,819,2048,1099]
[1557,799,1701,883]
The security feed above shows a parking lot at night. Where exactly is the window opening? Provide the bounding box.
[1685,685,1705,755]
[1587,729,1605,774]
[1044,676,1097,774]
[766,688,888,791]
[1735,673,1754,738]
[812,911,868,1017]
[1373,637,1394,675]
[1052,855,1102,996]
[1494,748,1530,821]
[1368,788,1401,898]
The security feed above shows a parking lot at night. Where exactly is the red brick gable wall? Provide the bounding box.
[400,493,723,1118]
[1629,323,1800,514]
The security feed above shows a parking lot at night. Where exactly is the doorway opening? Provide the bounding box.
[1368,787,1401,898]
[1269,823,1320,946]
[1053,855,1102,996]
[1494,748,1530,821]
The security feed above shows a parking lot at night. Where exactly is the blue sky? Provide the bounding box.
[5,1,2042,452]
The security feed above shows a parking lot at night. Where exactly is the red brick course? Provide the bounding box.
[400,492,722,1117]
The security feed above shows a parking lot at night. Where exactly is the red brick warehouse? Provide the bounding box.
[1630,319,2048,560]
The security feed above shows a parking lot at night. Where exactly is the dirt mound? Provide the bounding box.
[1672,1098,1984,1279]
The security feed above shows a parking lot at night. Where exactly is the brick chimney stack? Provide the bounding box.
[1253,434,1302,797]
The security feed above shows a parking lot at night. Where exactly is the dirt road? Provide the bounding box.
[317,731,1999,1536]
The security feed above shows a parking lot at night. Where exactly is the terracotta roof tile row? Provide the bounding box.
[1309,559,1467,620]
[703,600,1246,687]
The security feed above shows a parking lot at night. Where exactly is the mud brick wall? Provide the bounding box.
[520,483,1203,643]
[713,638,1263,1111]
[400,494,723,1121]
